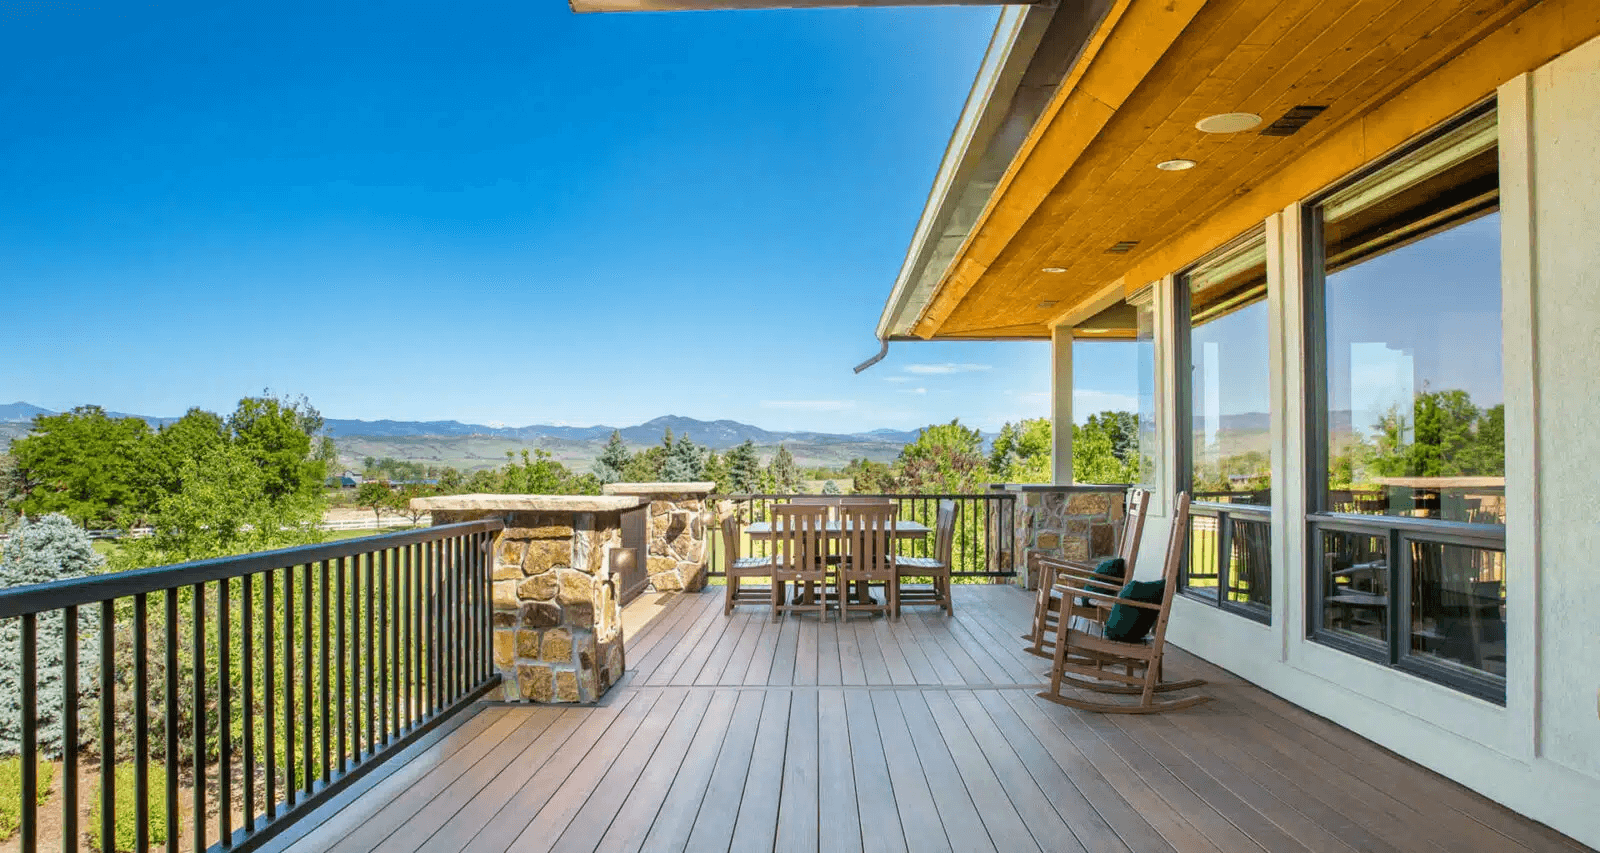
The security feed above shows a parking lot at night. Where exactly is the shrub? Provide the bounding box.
[87,762,167,852]
[0,514,103,757]
[0,755,56,840]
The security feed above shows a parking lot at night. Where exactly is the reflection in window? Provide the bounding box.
[1408,541,1505,678]
[1183,237,1270,506]
[1319,111,1504,525]
[1226,514,1271,612]
[1320,529,1389,645]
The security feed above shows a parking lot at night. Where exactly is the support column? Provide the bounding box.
[1051,324,1074,484]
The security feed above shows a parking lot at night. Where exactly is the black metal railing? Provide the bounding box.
[706,493,1018,580]
[0,518,503,853]
[1183,503,1271,622]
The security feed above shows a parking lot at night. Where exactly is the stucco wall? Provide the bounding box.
[1072,33,1600,849]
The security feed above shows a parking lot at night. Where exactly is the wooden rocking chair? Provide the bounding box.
[1038,492,1208,714]
[1024,488,1150,658]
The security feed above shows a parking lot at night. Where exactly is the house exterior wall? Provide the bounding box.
[1048,29,1600,850]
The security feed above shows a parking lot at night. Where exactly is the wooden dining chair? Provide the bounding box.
[769,504,831,620]
[838,503,898,619]
[1025,488,1150,658]
[1038,492,1208,714]
[721,512,773,615]
[895,499,957,614]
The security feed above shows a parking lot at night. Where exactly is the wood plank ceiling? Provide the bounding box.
[919,0,1534,339]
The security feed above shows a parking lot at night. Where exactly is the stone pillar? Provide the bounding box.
[991,485,1127,589]
[411,494,643,704]
[600,482,714,593]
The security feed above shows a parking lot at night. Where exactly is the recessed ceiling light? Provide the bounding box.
[1196,112,1262,134]
[1157,159,1196,171]
[1041,267,1067,274]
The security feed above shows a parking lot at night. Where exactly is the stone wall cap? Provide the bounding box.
[410,493,645,512]
[601,482,716,496]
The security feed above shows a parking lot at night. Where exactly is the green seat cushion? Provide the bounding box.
[1076,557,1126,607]
[1102,579,1165,642]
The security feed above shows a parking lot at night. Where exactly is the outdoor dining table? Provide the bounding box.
[744,519,931,605]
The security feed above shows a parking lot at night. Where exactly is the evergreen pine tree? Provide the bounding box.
[770,445,802,493]
[662,433,704,482]
[592,430,630,484]
[725,440,762,494]
[0,514,102,756]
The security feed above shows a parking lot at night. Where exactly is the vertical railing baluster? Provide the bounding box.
[100,600,115,853]
[364,550,375,754]
[20,613,36,853]
[64,605,79,853]
[191,585,205,851]
[263,573,277,821]
[243,574,255,834]
[448,537,459,700]
[163,590,178,853]
[283,565,295,806]
[378,548,389,744]
[319,559,330,785]
[134,594,150,853]
[480,533,490,684]
[219,581,233,847]
[410,541,419,724]
[427,540,437,714]
[300,562,313,796]
[336,556,347,774]
[349,555,361,763]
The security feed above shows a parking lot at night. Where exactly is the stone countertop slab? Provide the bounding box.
[600,482,716,495]
[410,494,645,513]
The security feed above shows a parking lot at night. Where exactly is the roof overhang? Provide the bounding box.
[884,0,1584,343]
[875,1,1113,341]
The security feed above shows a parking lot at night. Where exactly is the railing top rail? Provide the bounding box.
[0,517,504,620]
[713,492,1016,500]
[985,483,1130,493]
[1191,502,1272,518]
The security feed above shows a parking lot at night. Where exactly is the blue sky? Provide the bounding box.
[0,2,1147,433]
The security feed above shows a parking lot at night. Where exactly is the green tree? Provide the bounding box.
[141,408,229,500]
[989,418,1052,483]
[0,515,103,756]
[662,433,704,482]
[497,449,600,495]
[227,394,328,503]
[592,430,630,484]
[122,444,324,566]
[10,406,153,527]
[356,480,393,526]
[821,480,841,495]
[894,420,985,494]
[1073,412,1138,484]
[724,440,762,494]
[702,450,730,494]
[843,457,894,494]
[769,445,802,493]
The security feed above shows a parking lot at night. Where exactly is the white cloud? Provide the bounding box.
[899,387,928,395]
[883,376,913,383]
[903,362,992,375]
[760,400,854,411]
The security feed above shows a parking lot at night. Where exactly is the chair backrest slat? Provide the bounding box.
[933,500,959,568]
[720,512,742,564]
[841,504,897,579]
[1149,492,1191,649]
[1117,488,1152,568]
[772,504,829,577]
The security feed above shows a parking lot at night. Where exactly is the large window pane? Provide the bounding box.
[1226,514,1271,611]
[1407,540,1505,679]
[1319,528,1389,646]
[1185,238,1270,505]
[1320,114,1504,525]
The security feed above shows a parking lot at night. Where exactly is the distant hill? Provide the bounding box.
[0,404,936,470]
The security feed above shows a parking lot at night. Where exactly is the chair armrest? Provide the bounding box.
[1051,580,1164,611]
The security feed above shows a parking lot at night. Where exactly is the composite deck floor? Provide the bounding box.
[277,586,1591,853]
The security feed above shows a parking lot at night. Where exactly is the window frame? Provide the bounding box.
[1301,98,1507,704]
[1173,229,1273,624]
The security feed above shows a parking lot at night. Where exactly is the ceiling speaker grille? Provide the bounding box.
[1260,105,1328,137]
[1105,241,1140,254]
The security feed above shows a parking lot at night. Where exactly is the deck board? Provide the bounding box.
[278,587,1594,853]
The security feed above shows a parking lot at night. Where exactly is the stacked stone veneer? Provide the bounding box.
[601,482,713,593]
[412,494,638,704]
[991,485,1128,590]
